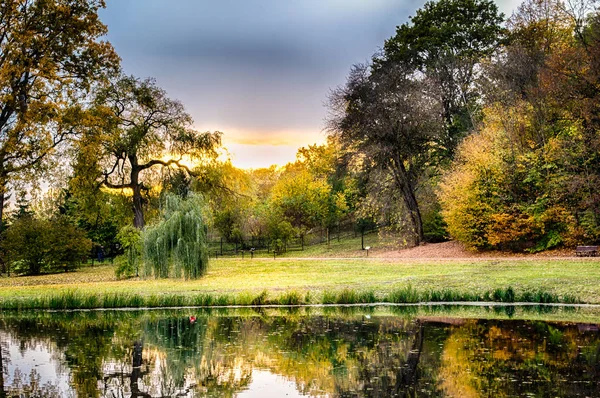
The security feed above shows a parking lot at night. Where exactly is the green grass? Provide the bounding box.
[278,231,398,258]
[0,257,599,309]
[209,231,397,259]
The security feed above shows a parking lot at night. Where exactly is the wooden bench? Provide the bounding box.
[576,246,599,257]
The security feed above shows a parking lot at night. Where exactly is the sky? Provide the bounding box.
[99,0,523,169]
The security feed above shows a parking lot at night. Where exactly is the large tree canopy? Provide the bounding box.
[381,0,505,157]
[0,0,119,224]
[75,75,221,228]
[328,0,506,246]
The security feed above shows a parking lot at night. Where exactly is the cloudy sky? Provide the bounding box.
[100,0,523,169]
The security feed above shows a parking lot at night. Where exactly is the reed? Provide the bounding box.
[277,291,303,305]
[0,285,582,311]
[386,285,421,303]
[251,290,269,306]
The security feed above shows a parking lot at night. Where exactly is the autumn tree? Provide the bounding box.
[271,165,346,236]
[439,1,600,251]
[76,75,221,228]
[197,161,253,244]
[328,62,442,245]
[0,0,119,226]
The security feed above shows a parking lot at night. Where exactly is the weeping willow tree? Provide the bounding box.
[142,193,209,279]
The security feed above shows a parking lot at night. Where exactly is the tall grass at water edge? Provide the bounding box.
[0,285,581,311]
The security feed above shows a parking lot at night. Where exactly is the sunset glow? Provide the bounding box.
[215,128,326,169]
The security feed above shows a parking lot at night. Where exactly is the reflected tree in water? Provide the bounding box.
[130,340,148,397]
[5,369,61,397]
[439,320,600,397]
[0,315,117,398]
[101,339,152,397]
[0,331,6,398]
[1,311,600,397]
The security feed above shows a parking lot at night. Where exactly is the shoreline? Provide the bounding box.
[1,250,599,310]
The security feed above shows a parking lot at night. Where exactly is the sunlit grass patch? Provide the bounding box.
[0,257,597,309]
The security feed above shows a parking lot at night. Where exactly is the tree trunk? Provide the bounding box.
[0,181,6,276]
[0,345,5,398]
[390,162,424,246]
[395,322,424,396]
[0,188,5,232]
[130,340,151,397]
[361,230,364,250]
[401,182,424,246]
[129,160,145,229]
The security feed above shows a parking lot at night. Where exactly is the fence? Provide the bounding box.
[207,219,381,258]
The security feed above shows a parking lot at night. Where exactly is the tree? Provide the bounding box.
[194,160,253,244]
[328,62,442,245]
[381,0,505,157]
[142,193,209,279]
[77,75,221,228]
[2,214,92,275]
[115,224,141,279]
[0,0,119,226]
[270,163,347,240]
[439,3,600,251]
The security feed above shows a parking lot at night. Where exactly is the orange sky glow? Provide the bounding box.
[205,127,327,170]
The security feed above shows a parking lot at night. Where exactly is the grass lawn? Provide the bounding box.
[278,232,399,258]
[211,231,395,259]
[1,257,600,308]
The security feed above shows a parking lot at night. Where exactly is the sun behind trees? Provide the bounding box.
[73,75,222,229]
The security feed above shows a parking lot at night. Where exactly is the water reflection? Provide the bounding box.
[0,306,599,397]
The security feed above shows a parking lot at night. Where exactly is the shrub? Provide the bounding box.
[115,225,141,279]
[2,215,92,275]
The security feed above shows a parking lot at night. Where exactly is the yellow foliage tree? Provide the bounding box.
[0,0,119,224]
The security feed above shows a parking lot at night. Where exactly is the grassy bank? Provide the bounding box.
[0,257,599,310]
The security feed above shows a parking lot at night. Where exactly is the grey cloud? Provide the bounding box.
[100,0,521,141]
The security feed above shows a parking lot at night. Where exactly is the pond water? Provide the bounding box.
[1,305,600,397]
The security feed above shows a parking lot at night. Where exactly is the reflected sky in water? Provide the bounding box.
[1,306,600,397]
[238,370,310,397]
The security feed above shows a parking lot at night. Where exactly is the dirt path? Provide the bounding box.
[368,240,579,260]
[285,240,583,261]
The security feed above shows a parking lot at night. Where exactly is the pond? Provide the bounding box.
[0,305,600,397]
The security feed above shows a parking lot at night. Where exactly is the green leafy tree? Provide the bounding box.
[2,215,91,275]
[115,225,141,278]
[142,193,209,279]
[48,217,94,272]
[0,0,119,226]
[381,0,505,157]
[194,160,253,244]
[271,163,347,238]
[57,188,129,258]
